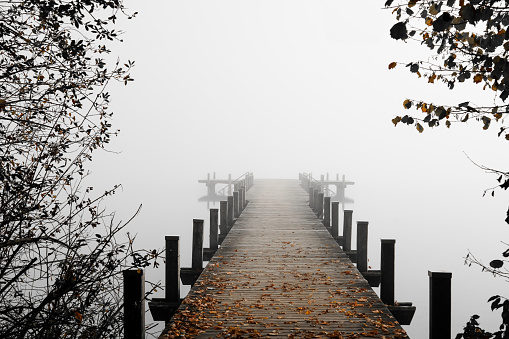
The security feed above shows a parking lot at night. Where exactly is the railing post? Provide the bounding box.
[343,210,353,252]
[209,209,219,250]
[123,269,145,339]
[313,189,319,214]
[380,239,395,305]
[357,221,369,272]
[192,219,204,270]
[220,200,228,235]
[227,195,234,230]
[324,197,331,228]
[317,192,324,218]
[429,271,452,339]
[239,187,244,211]
[165,236,180,302]
[308,187,314,208]
[233,191,240,218]
[331,201,339,238]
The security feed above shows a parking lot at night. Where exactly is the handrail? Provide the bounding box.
[217,172,250,196]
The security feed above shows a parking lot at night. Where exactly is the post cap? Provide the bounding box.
[381,239,396,244]
[428,271,452,279]
[165,235,180,240]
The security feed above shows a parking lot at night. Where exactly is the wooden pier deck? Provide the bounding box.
[160,179,408,338]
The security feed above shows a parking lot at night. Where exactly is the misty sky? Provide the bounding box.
[88,1,509,338]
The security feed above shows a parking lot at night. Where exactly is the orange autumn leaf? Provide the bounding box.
[75,311,83,323]
[388,62,397,70]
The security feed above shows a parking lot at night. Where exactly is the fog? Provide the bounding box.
[88,1,509,338]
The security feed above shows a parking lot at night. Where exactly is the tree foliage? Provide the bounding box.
[0,1,160,337]
[386,1,509,336]
[386,0,509,137]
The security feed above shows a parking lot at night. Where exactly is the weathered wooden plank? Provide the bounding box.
[160,179,408,338]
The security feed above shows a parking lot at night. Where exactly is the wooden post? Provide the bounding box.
[192,219,204,269]
[227,195,234,229]
[331,201,339,238]
[343,210,353,252]
[357,221,369,272]
[313,189,319,214]
[324,197,331,228]
[209,209,219,250]
[228,173,232,195]
[308,187,314,208]
[239,187,245,211]
[317,192,324,218]
[429,271,452,339]
[320,175,324,193]
[123,269,145,339]
[381,239,395,306]
[165,236,180,302]
[220,201,228,235]
[233,191,239,218]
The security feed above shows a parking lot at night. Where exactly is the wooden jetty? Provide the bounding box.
[159,179,409,338]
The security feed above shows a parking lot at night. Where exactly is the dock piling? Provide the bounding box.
[233,191,240,218]
[209,209,219,250]
[429,271,452,339]
[192,219,204,270]
[227,195,234,230]
[324,197,331,229]
[147,236,182,321]
[219,201,228,244]
[380,239,395,305]
[343,210,353,252]
[357,221,369,273]
[165,236,180,301]
[123,269,145,339]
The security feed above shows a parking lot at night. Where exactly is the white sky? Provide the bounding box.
[88,1,509,338]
